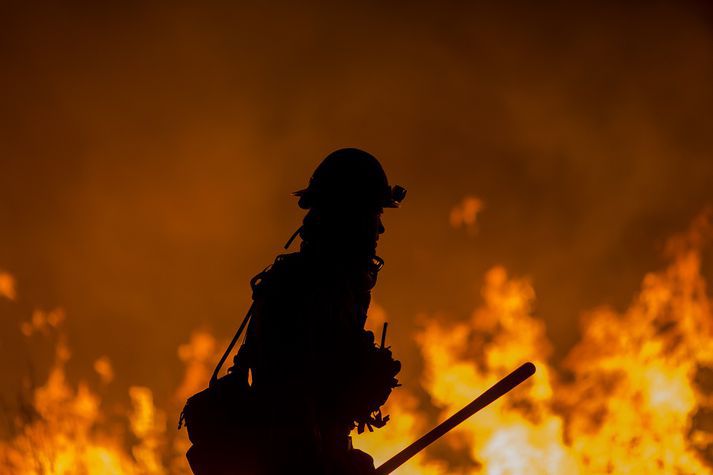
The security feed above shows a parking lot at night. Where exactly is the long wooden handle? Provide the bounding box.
[376,362,536,474]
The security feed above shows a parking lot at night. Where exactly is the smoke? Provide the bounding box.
[1,1,713,406]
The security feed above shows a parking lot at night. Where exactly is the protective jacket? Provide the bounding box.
[239,250,399,475]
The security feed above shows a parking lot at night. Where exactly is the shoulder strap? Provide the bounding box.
[209,302,254,387]
[208,253,297,387]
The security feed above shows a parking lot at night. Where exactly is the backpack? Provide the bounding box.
[179,266,274,475]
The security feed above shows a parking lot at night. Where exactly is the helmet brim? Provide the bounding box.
[293,189,402,209]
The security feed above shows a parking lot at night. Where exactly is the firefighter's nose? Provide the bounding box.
[378,218,385,235]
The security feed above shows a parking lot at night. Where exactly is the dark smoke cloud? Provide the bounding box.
[1,1,712,403]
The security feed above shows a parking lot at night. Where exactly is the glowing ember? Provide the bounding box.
[19,309,65,337]
[93,357,114,385]
[450,196,485,236]
[0,271,16,301]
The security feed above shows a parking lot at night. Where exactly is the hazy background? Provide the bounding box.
[1,1,713,405]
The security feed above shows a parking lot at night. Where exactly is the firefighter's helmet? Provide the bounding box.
[294,148,406,210]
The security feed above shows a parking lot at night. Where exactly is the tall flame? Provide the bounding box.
[561,210,713,474]
[354,210,713,474]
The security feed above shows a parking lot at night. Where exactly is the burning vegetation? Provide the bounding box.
[2,211,713,474]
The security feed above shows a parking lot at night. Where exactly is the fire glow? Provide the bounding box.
[1,211,712,474]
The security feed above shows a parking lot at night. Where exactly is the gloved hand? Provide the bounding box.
[360,344,401,406]
[346,332,401,433]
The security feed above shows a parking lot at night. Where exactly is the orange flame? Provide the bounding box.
[354,211,713,474]
[450,196,485,236]
[0,271,16,301]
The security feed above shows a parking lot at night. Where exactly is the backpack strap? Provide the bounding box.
[209,303,254,387]
[208,253,295,387]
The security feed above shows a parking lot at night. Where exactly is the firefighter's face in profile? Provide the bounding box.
[375,211,385,240]
[349,207,384,256]
[311,203,385,258]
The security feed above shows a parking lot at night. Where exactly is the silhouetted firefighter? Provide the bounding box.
[180,148,405,475]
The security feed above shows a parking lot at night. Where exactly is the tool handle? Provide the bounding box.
[380,322,388,348]
[375,362,536,474]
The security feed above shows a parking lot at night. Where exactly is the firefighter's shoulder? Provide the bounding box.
[250,251,307,298]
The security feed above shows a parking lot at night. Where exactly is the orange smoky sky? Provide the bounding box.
[1,1,713,408]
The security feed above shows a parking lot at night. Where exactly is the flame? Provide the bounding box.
[560,210,713,474]
[174,331,218,403]
[450,196,485,236]
[2,212,712,474]
[0,312,204,474]
[128,387,166,474]
[93,357,114,385]
[354,211,713,473]
[0,332,135,474]
[0,271,16,301]
[388,266,580,474]
[19,309,65,337]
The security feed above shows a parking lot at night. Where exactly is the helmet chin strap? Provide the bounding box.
[284,226,384,270]
[283,226,304,249]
